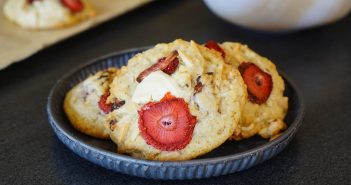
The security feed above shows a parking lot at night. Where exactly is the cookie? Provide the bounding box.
[63,68,118,139]
[3,0,95,29]
[219,42,288,140]
[106,39,247,161]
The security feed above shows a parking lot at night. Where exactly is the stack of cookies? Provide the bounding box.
[64,39,288,161]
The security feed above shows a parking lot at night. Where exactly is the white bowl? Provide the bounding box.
[203,0,351,32]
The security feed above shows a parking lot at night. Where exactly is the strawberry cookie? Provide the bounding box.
[63,68,119,139]
[106,39,247,160]
[211,41,288,140]
[3,0,95,29]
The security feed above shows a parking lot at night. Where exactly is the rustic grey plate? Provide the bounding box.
[47,47,304,180]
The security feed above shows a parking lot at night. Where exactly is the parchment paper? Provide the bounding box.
[0,0,153,70]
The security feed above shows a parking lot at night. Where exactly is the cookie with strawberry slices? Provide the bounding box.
[63,68,119,139]
[3,0,95,29]
[219,42,288,140]
[107,39,247,161]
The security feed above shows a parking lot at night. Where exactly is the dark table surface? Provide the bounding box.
[1,1,351,184]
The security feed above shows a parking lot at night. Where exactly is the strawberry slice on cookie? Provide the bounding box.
[60,0,84,13]
[238,62,273,104]
[138,93,197,151]
[205,40,225,58]
[136,51,179,82]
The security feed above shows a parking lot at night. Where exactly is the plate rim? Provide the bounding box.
[47,47,304,168]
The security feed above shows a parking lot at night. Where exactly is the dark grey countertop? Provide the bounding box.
[1,1,350,184]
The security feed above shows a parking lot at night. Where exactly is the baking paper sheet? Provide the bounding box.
[0,0,153,69]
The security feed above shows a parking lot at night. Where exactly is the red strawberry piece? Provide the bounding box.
[98,92,125,114]
[136,51,179,82]
[60,0,84,13]
[238,62,273,104]
[138,93,197,151]
[98,92,111,114]
[162,57,179,75]
[205,40,225,58]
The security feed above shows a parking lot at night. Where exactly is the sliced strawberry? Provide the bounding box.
[162,57,179,75]
[98,92,111,114]
[138,93,197,151]
[238,62,272,104]
[136,51,179,82]
[98,92,125,114]
[205,40,225,58]
[60,0,84,13]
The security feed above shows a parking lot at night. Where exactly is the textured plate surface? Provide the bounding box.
[47,47,304,180]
